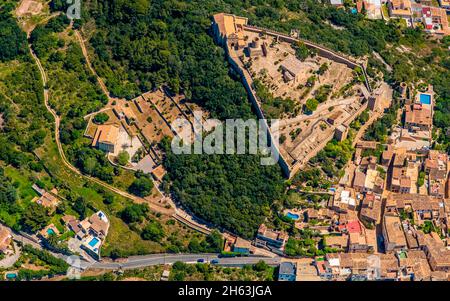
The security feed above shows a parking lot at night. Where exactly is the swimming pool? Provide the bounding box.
[419,93,431,105]
[88,237,100,247]
[286,212,300,220]
[47,228,55,236]
[6,273,17,279]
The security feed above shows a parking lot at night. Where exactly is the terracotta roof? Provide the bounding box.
[360,193,382,222]
[89,212,109,236]
[325,235,349,248]
[419,232,450,271]
[405,104,432,127]
[92,124,120,147]
[68,220,82,234]
[347,220,362,234]
[383,215,407,247]
[234,237,252,249]
[36,192,59,209]
[61,215,76,225]
[353,170,366,188]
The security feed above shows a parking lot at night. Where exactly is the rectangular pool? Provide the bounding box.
[420,93,431,105]
[88,237,100,247]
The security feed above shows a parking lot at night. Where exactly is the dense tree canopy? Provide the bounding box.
[162,139,285,238]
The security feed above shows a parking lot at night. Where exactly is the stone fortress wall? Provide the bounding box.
[212,14,374,178]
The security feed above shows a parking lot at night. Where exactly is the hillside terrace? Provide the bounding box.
[84,87,216,181]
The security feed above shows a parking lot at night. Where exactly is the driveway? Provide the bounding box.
[0,242,21,269]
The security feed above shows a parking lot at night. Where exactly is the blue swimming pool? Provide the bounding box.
[88,237,100,247]
[47,228,55,235]
[420,93,431,105]
[286,212,300,220]
[6,273,17,279]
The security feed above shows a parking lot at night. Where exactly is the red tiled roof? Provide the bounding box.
[347,220,362,234]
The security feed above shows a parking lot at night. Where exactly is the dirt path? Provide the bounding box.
[75,30,115,101]
[28,44,174,216]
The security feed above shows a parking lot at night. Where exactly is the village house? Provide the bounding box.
[92,123,120,153]
[356,141,378,151]
[0,225,12,253]
[429,179,446,199]
[278,262,297,281]
[305,208,319,222]
[360,192,383,225]
[381,145,394,167]
[404,103,433,132]
[317,208,337,223]
[329,0,344,7]
[417,231,450,272]
[324,253,400,280]
[444,200,450,234]
[382,214,408,252]
[346,220,376,253]
[331,189,358,213]
[388,0,413,18]
[315,258,334,280]
[422,6,450,35]
[82,211,110,240]
[79,211,110,260]
[425,150,448,181]
[389,152,414,194]
[357,0,383,19]
[61,215,83,238]
[62,211,110,261]
[397,249,433,281]
[386,193,444,227]
[256,224,288,250]
[438,0,450,10]
[31,185,60,214]
[359,156,378,171]
[324,234,349,251]
[233,237,252,255]
[353,167,384,194]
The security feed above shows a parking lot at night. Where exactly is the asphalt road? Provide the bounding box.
[89,254,281,270]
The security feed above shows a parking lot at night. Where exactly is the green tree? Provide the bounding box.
[117,151,130,166]
[141,221,165,242]
[305,98,319,113]
[21,203,50,233]
[128,174,154,197]
[93,112,110,124]
[120,204,148,224]
[73,196,88,219]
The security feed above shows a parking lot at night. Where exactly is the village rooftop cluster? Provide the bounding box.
[331,0,449,36]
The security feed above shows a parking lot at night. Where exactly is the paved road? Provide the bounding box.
[0,242,21,269]
[89,254,281,270]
